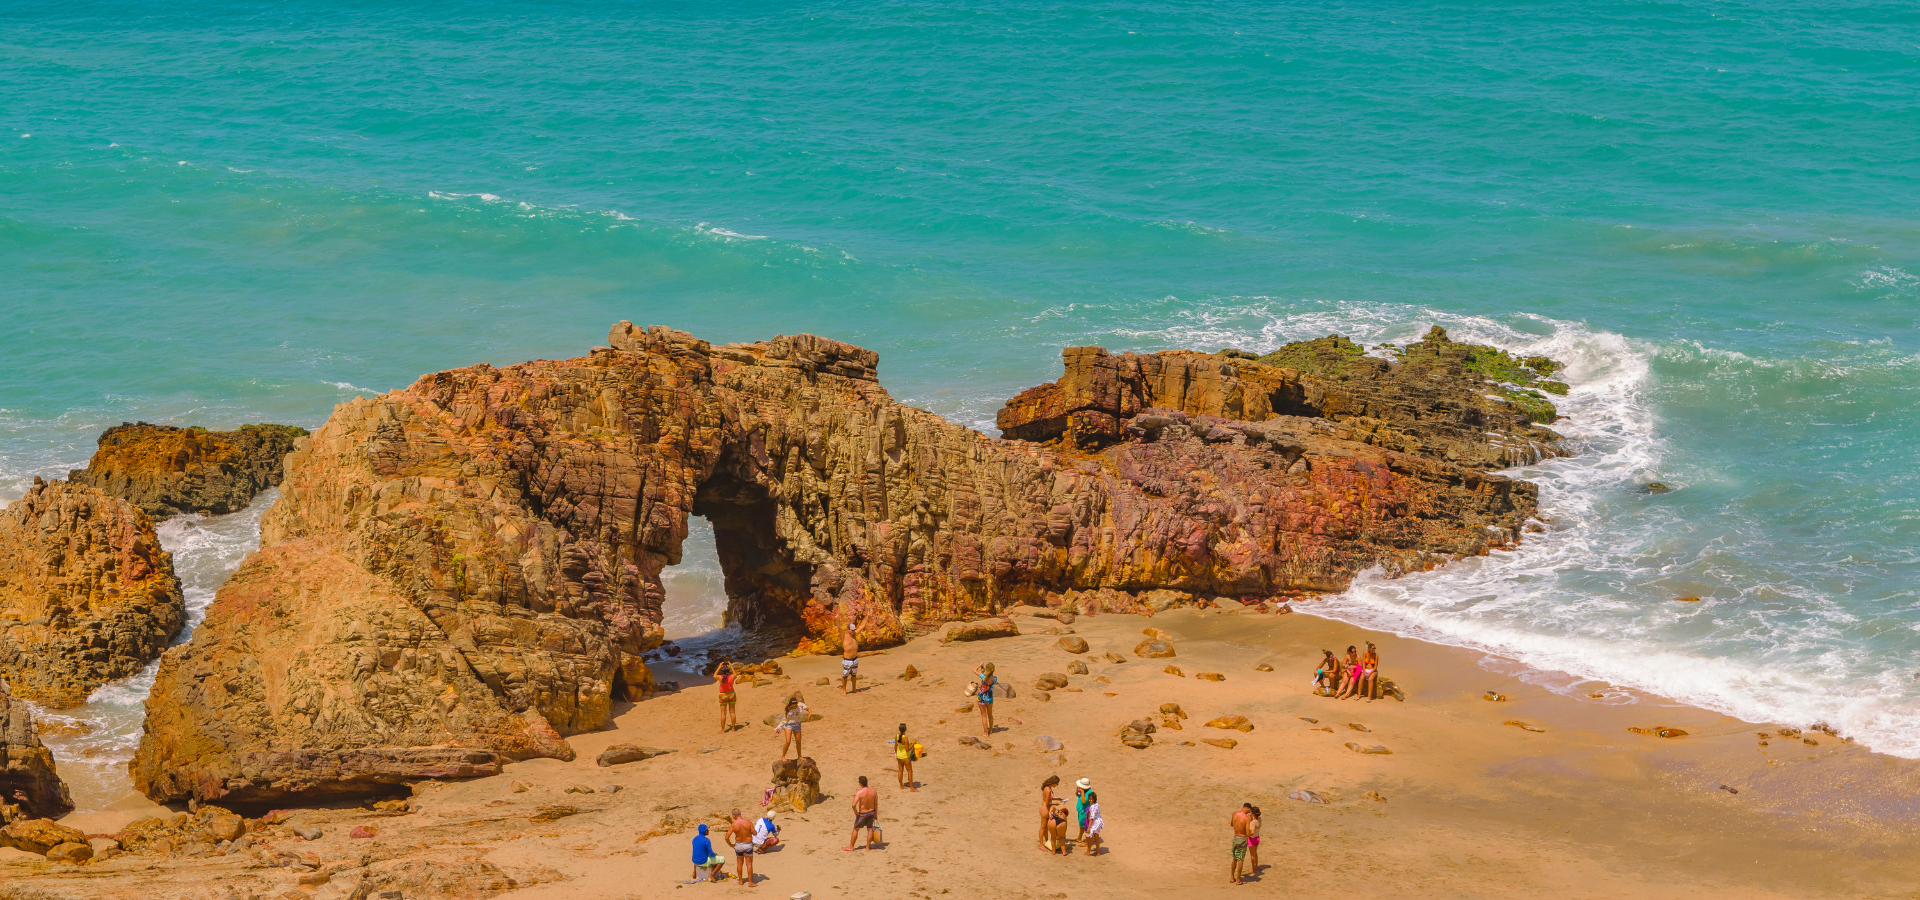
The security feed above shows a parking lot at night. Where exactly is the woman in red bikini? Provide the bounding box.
[716,660,738,733]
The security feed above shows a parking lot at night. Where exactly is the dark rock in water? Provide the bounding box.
[1642,482,1673,494]
[0,684,73,819]
[69,422,308,518]
[0,479,184,707]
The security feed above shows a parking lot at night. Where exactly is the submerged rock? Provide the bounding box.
[0,478,185,707]
[69,422,308,518]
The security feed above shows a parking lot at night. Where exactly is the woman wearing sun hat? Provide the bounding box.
[1073,777,1092,841]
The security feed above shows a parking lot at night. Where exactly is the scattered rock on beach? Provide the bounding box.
[1034,691,1051,701]
[1142,628,1175,642]
[597,744,676,766]
[1197,672,1224,682]
[349,825,377,839]
[1299,717,1318,724]
[943,618,1019,643]
[1120,732,1153,749]
[1057,637,1090,654]
[1134,640,1176,659]
[1345,743,1392,755]
[1483,691,1507,702]
[1505,720,1545,733]
[1364,791,1387,803]
[565,784,596,794]
[1255,663,1274,672]
[1067,661,1088,675]
[1104,652,1127,664]
[959,737,992,750]
[1347,723,1370,732]
[0,818,88,855]
[1628,726,1688,738]
[45,841,92,864]
[1160,703,1187,719]
[1290,789,1326,804]
[816,677,831,686]
[1203,738,1238,750]
[900,665,920,680]
[1207,716,1253,733]
[1164,666,1184,677]
[1035,673,1070,691]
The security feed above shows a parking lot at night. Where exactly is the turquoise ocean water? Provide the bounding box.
[4,2,1919,805]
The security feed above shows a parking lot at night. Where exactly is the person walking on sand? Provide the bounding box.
[969,662,998,738]
[845,775,880,851]
[778,693,808,759]
[728,807,758,887]
[1245,804,1262,874]
[1037,775,1061,851]
[841,620,861,695]
[1229,803,1252,885]
[716,660,739,734]
[1081,790,1104,857]
[892,723,919,791]
[1360,642,1380,702]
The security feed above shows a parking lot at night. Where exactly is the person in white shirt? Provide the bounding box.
[753,809,779,851]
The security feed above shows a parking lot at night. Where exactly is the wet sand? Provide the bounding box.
[16,605,1920,899]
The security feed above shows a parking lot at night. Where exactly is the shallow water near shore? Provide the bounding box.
[4,1,1920,806]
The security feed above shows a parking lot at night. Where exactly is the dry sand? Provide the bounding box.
[12,606,1920,900]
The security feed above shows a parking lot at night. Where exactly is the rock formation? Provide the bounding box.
[70,422,308,517]
[134,322,1558,805]
[0,478,185,707]
[0,682,73,820]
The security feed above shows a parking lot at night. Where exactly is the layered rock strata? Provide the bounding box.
[134,321,1557,805]
[70,422,308,517]
[0,478,185,706]
[0,682,73,820]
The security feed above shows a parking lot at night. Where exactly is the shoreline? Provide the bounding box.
[26,603,1920,899]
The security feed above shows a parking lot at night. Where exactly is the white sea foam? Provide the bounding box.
[1095,300,1920,758]
[696,222,768,241]
[327,380,378,393]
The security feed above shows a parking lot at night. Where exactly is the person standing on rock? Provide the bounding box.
[728,808,758,887]
[969,662,998,739]
[1230,803,1252,885]
[716,660,739,734]
[778,692,809,760]
[845,775,880,851]
[841,620,862,695]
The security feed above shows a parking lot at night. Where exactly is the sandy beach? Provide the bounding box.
[12,604,1919,900]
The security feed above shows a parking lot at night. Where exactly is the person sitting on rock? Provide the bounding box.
[688,823,721,883]
[1336,646,1363,700]
[1314,650,1340,696]
[778,693,809,760]
[1360,643,1380,702]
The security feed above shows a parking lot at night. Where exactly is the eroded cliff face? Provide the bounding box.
[133,322,1557,805]
[0,478,185,707]
[0,682,73,820]
[70,422,308,518]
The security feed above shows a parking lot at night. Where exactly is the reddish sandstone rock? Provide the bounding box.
[69,422,308,518]
[133,322,1553,804]
[0,817,86,855]
[943,618,1020,643]
[0,683,72,820]
[0,478,185,706]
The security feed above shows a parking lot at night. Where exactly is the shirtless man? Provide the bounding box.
[728,807,757,887]
[841,621,861,695]
[845,775,880,851]
[1230,803,1252,885]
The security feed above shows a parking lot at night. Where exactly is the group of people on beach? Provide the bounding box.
[1314,641,1383,701]
[1037,774,1104,856]
[690,622,1018,886]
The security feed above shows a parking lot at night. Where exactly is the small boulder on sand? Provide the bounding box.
[943,618,1019,643]
[1203,738,1238,750]
[1134,640,1176,659]
[1142,627,1175,642]
[1255,663,1274,672]
[1160,702,1187,719]
[1207,716,1254,733]
[1346,742,1392,755]
[597,744,677,766]
[0,819,87,855]
[46,841,92,864]
[900,665,921,680]
[1057,636,1090,654]
[1067,660,1088,675]
[1035,673,1070,691]
[1196,672,1225,681]
[1164,666,1184,677]
[1103,652,1127,664]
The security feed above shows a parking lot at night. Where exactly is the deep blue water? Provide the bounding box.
[4,2,1919,799]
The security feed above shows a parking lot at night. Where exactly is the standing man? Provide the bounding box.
[1230,803,1252,885]
[728,807,757,886]
[845,775,880,851]
[841,620,861,695]
[716,660,738,734]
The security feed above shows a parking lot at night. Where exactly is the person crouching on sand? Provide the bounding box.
[846,775,880,851]
[969,662,998,738]
[778,692,808,759]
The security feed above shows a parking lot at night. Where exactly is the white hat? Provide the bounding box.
[1075,777,1091,790]
[763,809,775,818]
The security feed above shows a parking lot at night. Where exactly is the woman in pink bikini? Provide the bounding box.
[1336,645,1363,699]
